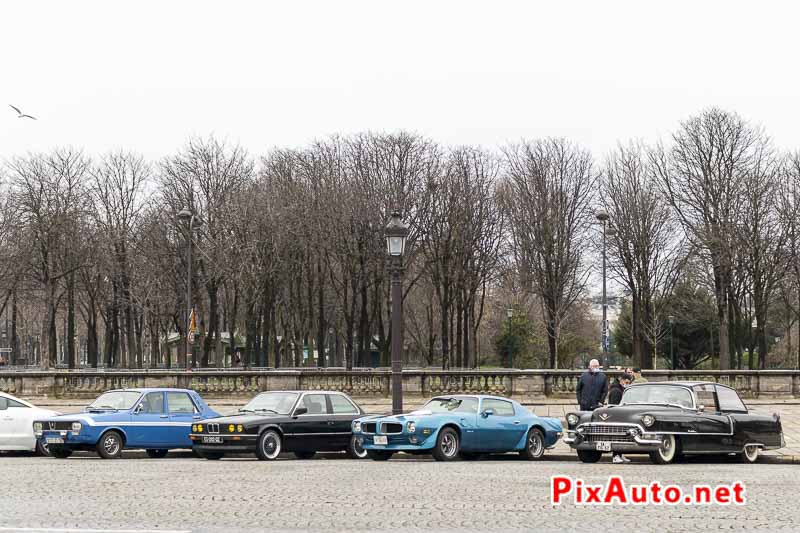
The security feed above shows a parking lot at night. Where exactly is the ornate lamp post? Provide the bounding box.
[668,315,676,370]
[177,207,201,370]
[385,211,409,415]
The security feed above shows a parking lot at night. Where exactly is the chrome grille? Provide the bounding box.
[381,423,403,434]
[581,424,636,443]
[207,423,220,434]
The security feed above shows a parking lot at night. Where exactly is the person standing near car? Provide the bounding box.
[608,373,632,463]
[576,359,608,411]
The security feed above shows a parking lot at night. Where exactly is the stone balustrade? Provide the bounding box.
[1,368,799,400]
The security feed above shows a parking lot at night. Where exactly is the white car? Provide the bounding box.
[0,392,60,454]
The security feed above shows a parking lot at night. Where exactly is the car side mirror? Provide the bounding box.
[697,404,705,413]
[133,404,143,415]
[481,408,494,418]
[293,406,308,417]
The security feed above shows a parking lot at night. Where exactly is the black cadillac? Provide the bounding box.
[564,381,784,464]
[190,390,368,460]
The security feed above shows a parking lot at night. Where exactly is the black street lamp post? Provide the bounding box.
[177,207,201,370]
[595,210,615,367]
[668,315,676,370]
[506,308,514,368]
[385,211,409,415]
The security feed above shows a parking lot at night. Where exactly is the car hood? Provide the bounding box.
[358,410,458,424]
[35,411,126,425]
[196,413,286,425]
[589,404,688,424]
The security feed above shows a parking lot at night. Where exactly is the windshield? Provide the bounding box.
[621,385,694,408]
[240,392,299,415]
[88,391,142,410]
[420,397,479,414]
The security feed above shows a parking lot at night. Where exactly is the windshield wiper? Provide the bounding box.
[238,408,255,413]
[88,405,118,410]
[623,401,690,409]
[254,408,278,414]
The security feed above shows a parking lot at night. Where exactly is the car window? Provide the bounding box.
[0,397,7,410]
[139,392,165,414]
[89,391,142,410]
[621,385,694,408]
[242,392,298,415]
[300,394,330,415]
[329,394,358,414]
[167,392,197,414]
[482,398,515,417]
[692,385,718,411]
[7,398,28,408]
[716,386,747,412]
[420,397,479,414]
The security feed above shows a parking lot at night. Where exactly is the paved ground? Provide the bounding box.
[0,453,796,532]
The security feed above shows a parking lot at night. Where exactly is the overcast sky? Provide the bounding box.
[3,0,800,162]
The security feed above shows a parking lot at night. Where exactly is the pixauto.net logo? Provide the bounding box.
[551,475,746,506]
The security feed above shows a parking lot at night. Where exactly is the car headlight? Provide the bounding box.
[228,424,235,433]
[198,424,203,432]
[237,425,243,433]
[642,415,655,428]
[566,414,580,426]
[192,424,197,432]
[407,421,416,433]
[34,422,43,432]
[71,422,82,433]
[353,421,362,433]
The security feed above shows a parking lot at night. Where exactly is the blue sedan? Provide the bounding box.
[353,394,563,461]
[34,388,219,459]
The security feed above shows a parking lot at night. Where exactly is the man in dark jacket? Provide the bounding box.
[576,359,608,411]
[608,373,632,463]
[608,373,632,406]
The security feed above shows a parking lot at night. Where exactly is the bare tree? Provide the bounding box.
[501,138,595,368]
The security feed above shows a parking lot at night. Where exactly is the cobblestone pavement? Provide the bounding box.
[0,453,796,532]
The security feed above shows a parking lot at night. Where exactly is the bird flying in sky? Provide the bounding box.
[9,104,36,120]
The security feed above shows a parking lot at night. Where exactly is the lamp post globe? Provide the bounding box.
[385,211,409,415]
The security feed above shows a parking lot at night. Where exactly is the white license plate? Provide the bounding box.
[202,436,223,444]
[373,435,388,445]
[46,437,64,444]
[595,441,611,451]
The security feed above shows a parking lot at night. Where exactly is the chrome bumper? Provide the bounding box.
[564,430,663,447]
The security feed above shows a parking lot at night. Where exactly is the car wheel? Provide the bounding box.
[346,435,368,459]
[49,446,72,459]
[203,452,224,460]
[459,451,482,461]
[35,439,51,457]
[96,430,124,459]
[294,451,316,460]
[576,450,602,463]
[432,427,460,462]
[649,434,679,465]
[740,444,760,463]
[366,449,393,461]
[520,428,546,460]
[256,429,282,461]
[146,449,169,459]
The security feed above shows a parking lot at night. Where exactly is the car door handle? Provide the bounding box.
[513,420,521,425]
[327,421,336,425]
[193,416,201,419]
[160,415,169,419]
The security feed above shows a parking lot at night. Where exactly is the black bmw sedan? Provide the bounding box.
[190,390,368,461]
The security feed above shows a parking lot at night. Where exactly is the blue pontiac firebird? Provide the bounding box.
[353,394,563,461]
[34,388,219,459]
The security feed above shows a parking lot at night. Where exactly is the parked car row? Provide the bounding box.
[0,381,785,464]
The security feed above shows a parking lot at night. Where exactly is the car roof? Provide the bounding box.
[105,388,198,394]
[627,381,716,388]
[429,394,513,401]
